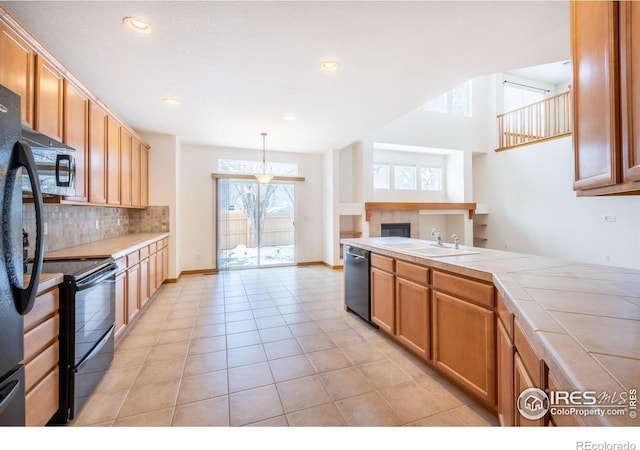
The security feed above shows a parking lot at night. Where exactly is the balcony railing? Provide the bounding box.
[496,89,572,151]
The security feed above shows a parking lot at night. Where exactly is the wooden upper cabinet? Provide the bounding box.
[620,2,640,183]
[572,0,640,195]
[106,116,121,205]
[0,22,34,127]
[120,128,132,207]
[35,55,63,141]
[141,144,149,207]
[131,137,142,208]
[63,79,88,201]
[88,102,107,204]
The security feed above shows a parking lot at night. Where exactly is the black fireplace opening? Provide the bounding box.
[381,223,411,238]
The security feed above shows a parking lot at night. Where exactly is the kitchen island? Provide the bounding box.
[341,236,640,427]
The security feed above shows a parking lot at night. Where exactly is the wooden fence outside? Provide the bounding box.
[219,210,294,249]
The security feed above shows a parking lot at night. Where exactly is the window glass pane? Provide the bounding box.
[422,94,447,114]
[420,167,442,191]
[373,163,390,189]
[504,85,544,112]
[394,165,417,190]
[450,80,472,117]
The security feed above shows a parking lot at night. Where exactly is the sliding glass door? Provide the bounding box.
[217,179,295,270]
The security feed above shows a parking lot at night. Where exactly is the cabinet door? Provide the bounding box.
[155,245,163,288]
[514,353,546,427]
[139,258,149,308]
[63,80,88,201]
[88,102,107,204]
[371,267,395,334]
[35,55,63,141]
[106,116,121,205]
[395,277,429,359]
[432,290,496,407]
[131,137,141,208]
[149,252,157,299]
[0,23,34,127]
[126,264,139,322]
[497,319,514,427]
[620,2,640,182]
[571,1,620,191]
[141,145,149,207]
[162,245,169,282]
[120,128,132,207]
[115,271,126,338]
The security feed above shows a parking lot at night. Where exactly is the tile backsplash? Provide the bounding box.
[22,204,169,255]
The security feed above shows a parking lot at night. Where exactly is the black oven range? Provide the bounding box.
[38,257,118,425]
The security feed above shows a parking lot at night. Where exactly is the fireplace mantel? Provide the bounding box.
[364,202,477,221]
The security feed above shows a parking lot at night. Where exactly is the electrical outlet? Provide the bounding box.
[43,222,48,236]
[95,219,100,230]
[117,218,121,226]
[604,215,616,222]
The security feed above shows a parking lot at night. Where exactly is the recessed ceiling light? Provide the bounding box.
[320,60,340,72]
[162,97,180,106]
[284,114,297,122]
[123,16,152,34]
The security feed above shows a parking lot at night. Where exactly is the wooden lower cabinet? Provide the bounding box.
[140,256,149,309]
[497,318,514,426]
[114,271,126,338]
[149,252,157,299]
[371,266,395,334]
[395,277,430,359]
[432,290,496,407]
[514,353,546,426]
[126,263,140,323]
[22,286,60,426]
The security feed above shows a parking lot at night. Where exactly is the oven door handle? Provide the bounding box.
[73,326,114,373]
[75,267,117,292]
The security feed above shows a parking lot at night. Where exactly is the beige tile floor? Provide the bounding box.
[72,265,498,427]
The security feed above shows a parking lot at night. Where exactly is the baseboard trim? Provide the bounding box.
[180,268,219,277]
[322,262,344,271]
[296,261,324,266]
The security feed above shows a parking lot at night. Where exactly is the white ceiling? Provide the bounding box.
[1,1,570,154]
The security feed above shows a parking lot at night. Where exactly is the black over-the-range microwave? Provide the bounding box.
[20,126,76,197]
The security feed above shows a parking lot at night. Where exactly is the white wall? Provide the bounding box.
[180,144,324,271]
[322,150,336,265]
[141,132,181,279]
[474,136,640,270]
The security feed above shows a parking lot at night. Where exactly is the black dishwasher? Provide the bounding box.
[344,246,372,323]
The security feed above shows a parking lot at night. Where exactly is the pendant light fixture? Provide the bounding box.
[255,132,274,184]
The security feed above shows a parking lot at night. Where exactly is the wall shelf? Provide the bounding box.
[365,202,477,221]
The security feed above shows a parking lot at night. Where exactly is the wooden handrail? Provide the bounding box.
[496,89,572,151]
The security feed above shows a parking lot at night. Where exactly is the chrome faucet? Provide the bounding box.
[452,234,460,249]
[431,228,443,247]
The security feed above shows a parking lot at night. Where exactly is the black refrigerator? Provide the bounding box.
[0,84,45,426]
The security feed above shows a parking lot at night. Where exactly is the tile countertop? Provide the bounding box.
[43,232,170,260]
[342,237,640,426]
[24,272,64,295]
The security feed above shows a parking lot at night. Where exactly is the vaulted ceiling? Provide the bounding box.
[2,1,570,153]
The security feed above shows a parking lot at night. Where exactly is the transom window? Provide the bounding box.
[373,162,442,192]
[218,159,298,176]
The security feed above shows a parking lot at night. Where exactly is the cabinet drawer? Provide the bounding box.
[25,341,58,393]
[139,246,149,260]
[496,291,513,339]
[115,256,127,273]
[127,250,139,267]
[148,241,157,253]
[162,237,169,248]
[396,260,429,285]
[371,253,394,272]
[24,315,59,363]
[25,368,58,427]
[24,288,59,332]
[432,270,494,308]
[514,320,543,388]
